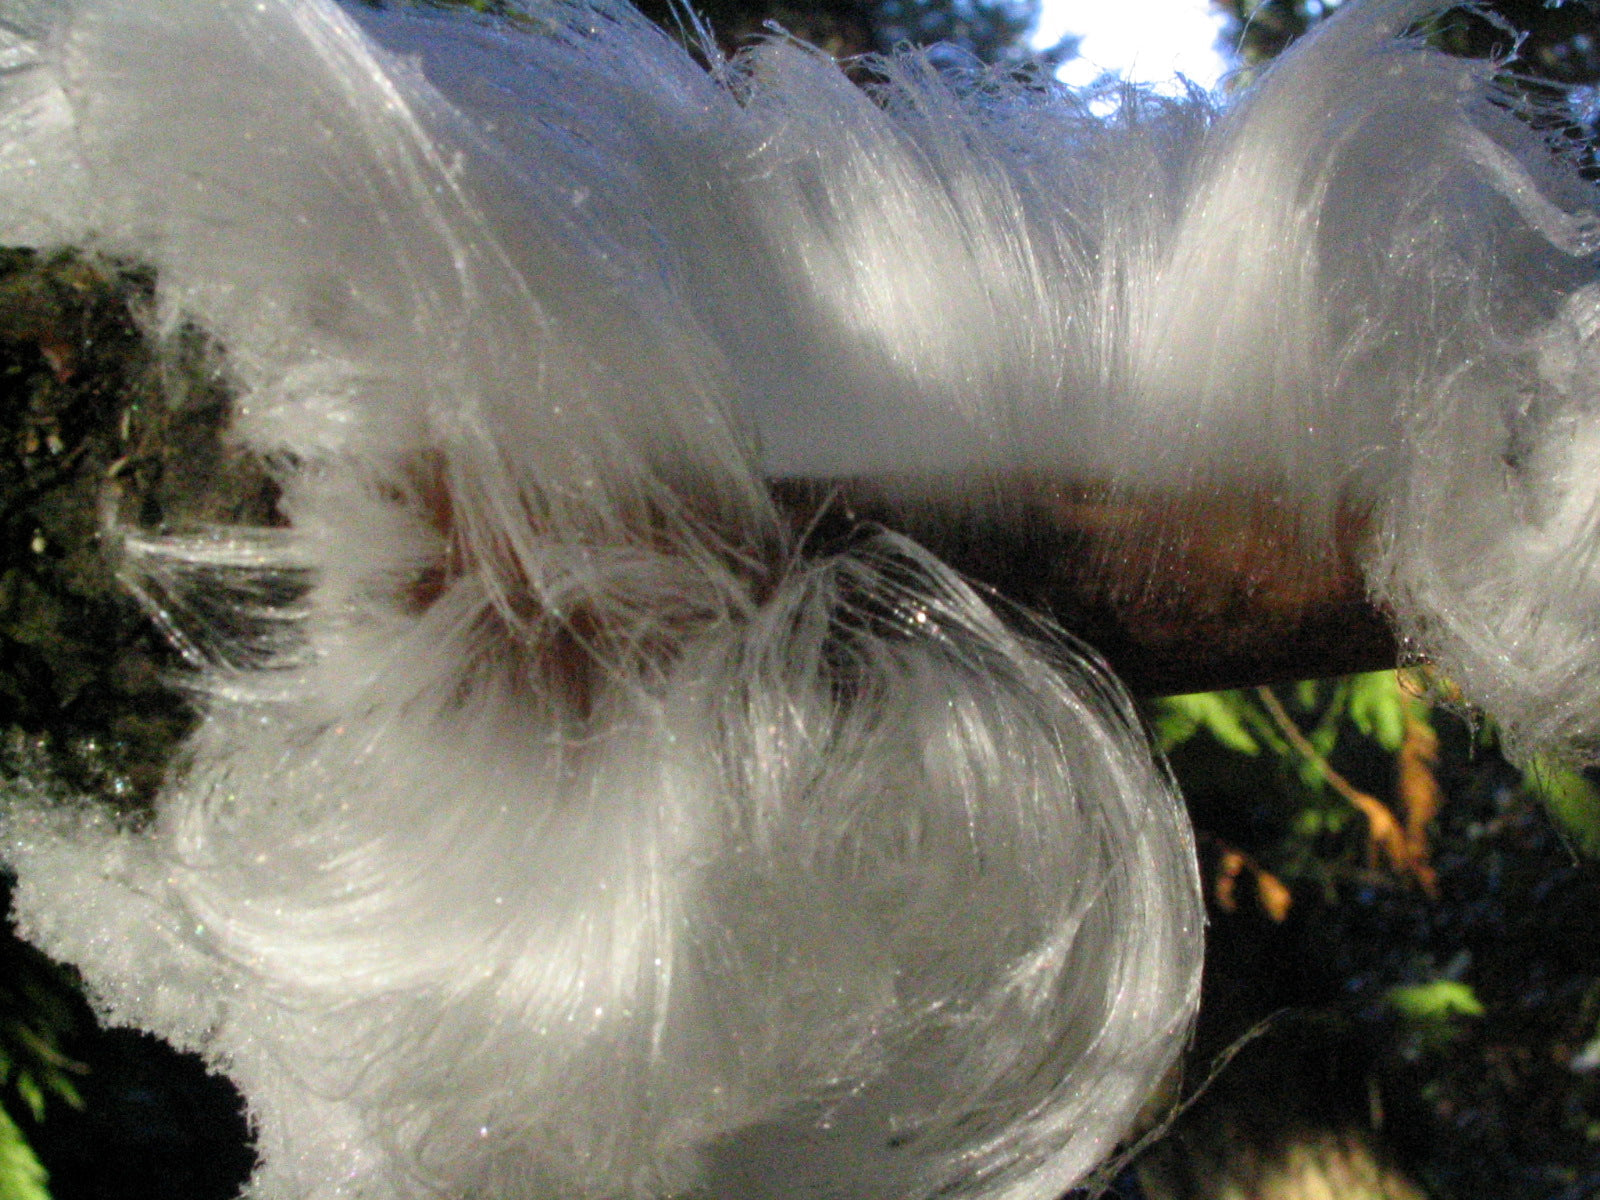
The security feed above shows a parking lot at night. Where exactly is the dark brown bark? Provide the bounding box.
[772,478,1399,697]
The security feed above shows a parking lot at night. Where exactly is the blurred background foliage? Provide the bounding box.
[1139,680,1600,1200]
[3,1,1600,1199]
[1223,0,1600,85]
[1137,4,1600,1191]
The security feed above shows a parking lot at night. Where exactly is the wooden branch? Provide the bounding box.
[771,478,1398,697]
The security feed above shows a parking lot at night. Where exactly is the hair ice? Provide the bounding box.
[4,0,1600,1193]
[0,1,1201,1197]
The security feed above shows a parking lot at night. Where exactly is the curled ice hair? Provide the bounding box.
[11,531,1198,1200]
[6,0,1600,1191]
[0,0,1200,1196]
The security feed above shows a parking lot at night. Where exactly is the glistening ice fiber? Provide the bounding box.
[0,0,1596,1197]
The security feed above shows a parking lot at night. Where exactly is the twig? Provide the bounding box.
[1256,686,1416,880]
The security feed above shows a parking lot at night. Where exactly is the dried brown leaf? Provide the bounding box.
[1215,848,1246,913]
[1255,870,1293,923]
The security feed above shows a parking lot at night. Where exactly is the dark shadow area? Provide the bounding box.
[6,920,254,1200]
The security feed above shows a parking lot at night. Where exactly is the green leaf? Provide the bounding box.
[0,1106,49,1200]
[39,1074,77,1115]
[1154,692,1261,755]
[11,1081,39,1128]
[1524,762,1600,858]
[1346,670,1407,752]
[1386,980,1485,1021]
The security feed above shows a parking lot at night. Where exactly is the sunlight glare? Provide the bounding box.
[1033,0,1233,93]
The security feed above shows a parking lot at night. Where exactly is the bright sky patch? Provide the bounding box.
[1034,0,1233,92]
